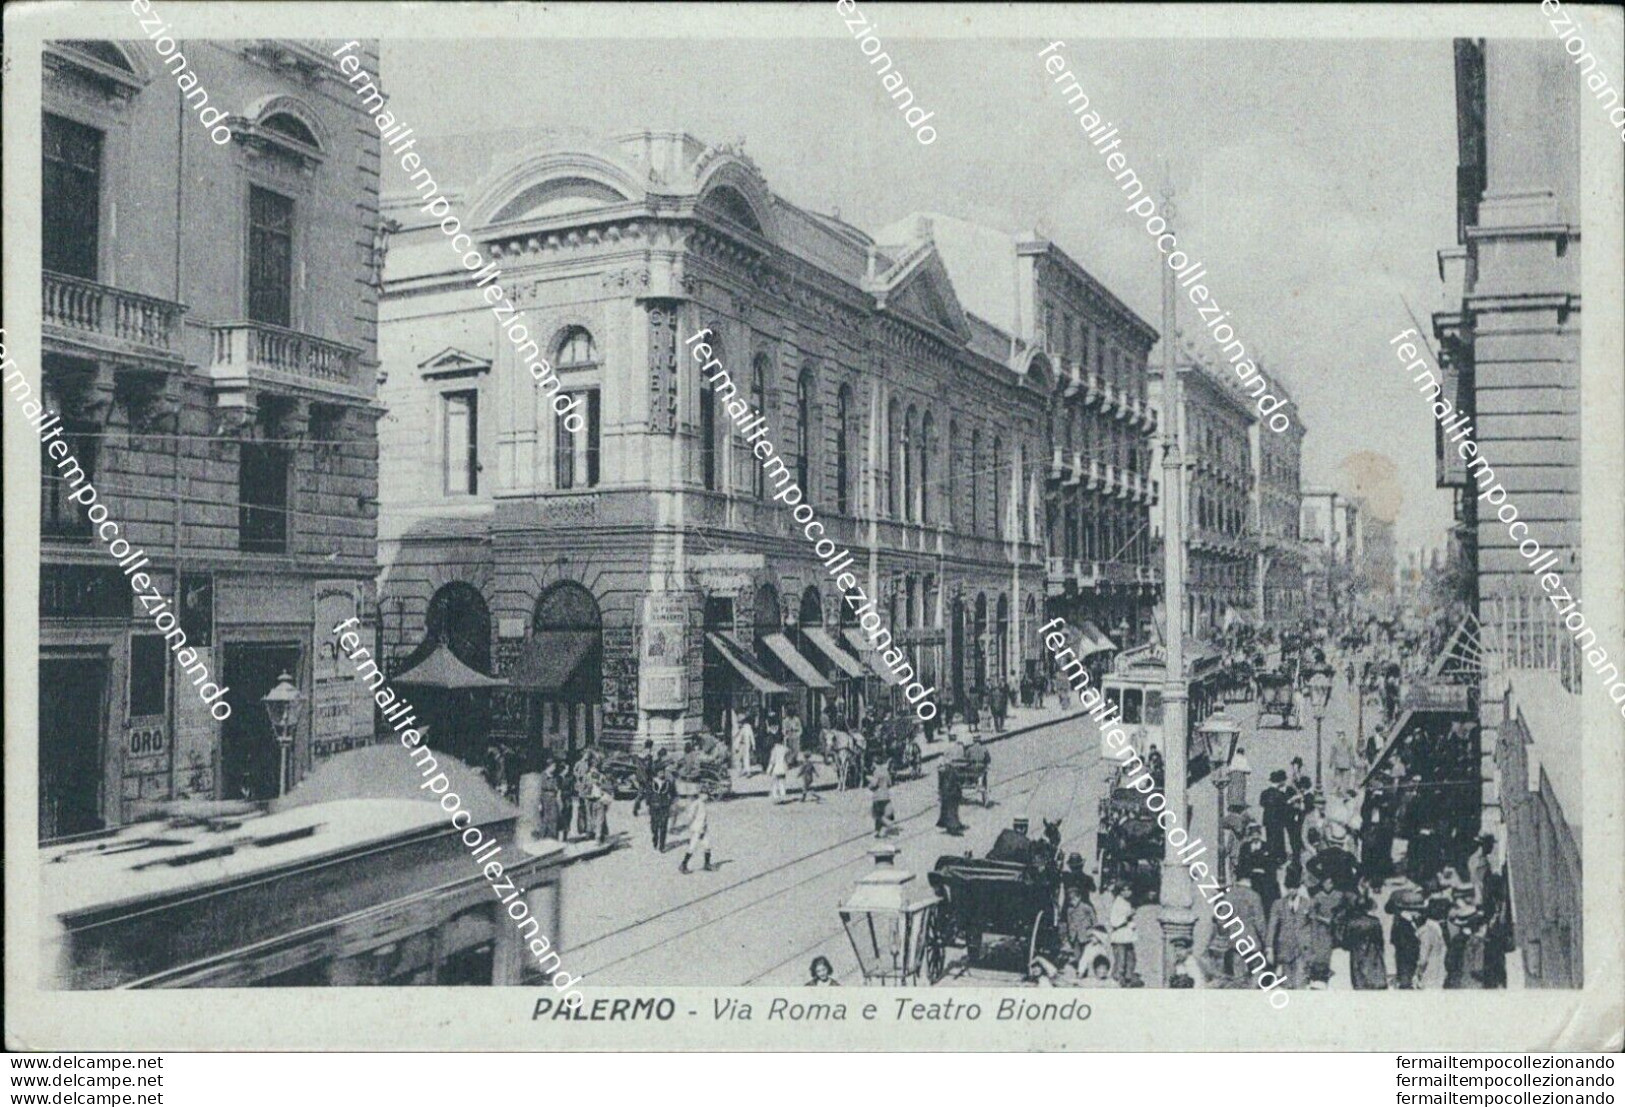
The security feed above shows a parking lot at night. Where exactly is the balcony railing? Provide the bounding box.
[209,321,368,401]
[43,271,185,361]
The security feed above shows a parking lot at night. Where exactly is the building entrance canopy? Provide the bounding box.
[392,642,508,689]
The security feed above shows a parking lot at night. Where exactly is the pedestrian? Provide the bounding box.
[1304,874,1342,987]
[1386,886,1425,988]
[830,726,852,793]
[1228,874,1269,975]
[783,709,804,758]
[991,681,1009,732]
[1107,881,1139,986]
[632,739,655,816]
[537,757,562,841]
[1228,746,1251,804]
[867,760,894,837]
[555,756,577,841]
[572,749,595,838]
[1261,769,1290,864]
[1345,892,1389,990]
[1266,864,1313,989]
[1330,729,1355,794]
[1414,898,1449,989]
[678,789,715,874]
[767,734,791,803]
[798,753,821,802]
[1466,833,1496,906]
[733,712,756,778]
[647,765,674,852]
[1237,824,1280,919]
[584,761,611,844]
[935,758,966,835]
[964,689,980,734]
[806,956,839,987]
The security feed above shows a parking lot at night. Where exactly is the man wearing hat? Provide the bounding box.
[1228,746,1252,805]
[989,816,1036,865]
[1385,885,1426,988]
[1260,769,1291,864]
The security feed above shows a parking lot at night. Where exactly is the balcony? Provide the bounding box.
[1069,450,1085,485]
[1049,447,1066,483]
[1087,458,1103,491]
[43,271,186,366]
[208,321,370,409]
[1084,374,1103,407]
[1144,405,1159,432]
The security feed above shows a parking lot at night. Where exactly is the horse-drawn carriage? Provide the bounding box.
[862,716,923,781]
[927,822,1064,975]
[1255,670,1300,729]
[1097,787,1163,904]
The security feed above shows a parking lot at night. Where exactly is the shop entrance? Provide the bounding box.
[221,643,301,800]
[39,656,108,841]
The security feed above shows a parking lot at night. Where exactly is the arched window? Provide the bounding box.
[946,421,958,529]
[531,581,604,705]
[797,368,814,495]
[835,384,852,515]
[886,398,901,518]
[991,436,1002,539]
[424,582,492,673]
[261,112,320,149]
[919,412,934,526]
[752,355,770,500]
[556,326,597,368]
[969,429,981,535]
[902,406,916,523]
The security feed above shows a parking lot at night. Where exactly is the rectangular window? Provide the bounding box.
[700,384,717,490]
[443,390,478,495]
[239,443,289,553]
[129,634,168,717]
[555,390,600,490]
[247,186,295,328]
[43,114,102,280]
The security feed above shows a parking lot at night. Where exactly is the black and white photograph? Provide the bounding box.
[4,1,1622,1065]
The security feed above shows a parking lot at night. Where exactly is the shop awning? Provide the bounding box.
[842,628,903,686]
[706,632,788,695]
[391,642,508,690]
[507,631,597,692]
[761,632,833,690]
[1078,620,1118,656]
[802,627,866,679]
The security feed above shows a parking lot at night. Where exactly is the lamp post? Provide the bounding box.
[1307,667,1333,793]
[1197,713,1242,884]
[838,845,942,986]
[261,671,302,797]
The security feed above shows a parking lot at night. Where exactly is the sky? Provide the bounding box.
[380,33,1463,556]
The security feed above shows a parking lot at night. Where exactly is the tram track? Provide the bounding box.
[566,733,1099,983]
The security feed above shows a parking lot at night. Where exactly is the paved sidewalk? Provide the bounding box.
[727,701,1088,798]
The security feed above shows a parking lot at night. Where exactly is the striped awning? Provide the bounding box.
[761,633,833,690]
[706,632,788,695]
[802,627,866,679]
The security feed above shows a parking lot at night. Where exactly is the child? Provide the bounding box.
[798,755,821,802]
[806,956,839,986]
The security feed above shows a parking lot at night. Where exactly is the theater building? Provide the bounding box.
[37,40,382,839]
[376,131,1064,758]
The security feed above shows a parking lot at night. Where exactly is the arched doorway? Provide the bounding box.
[973,593,989,698]
[752,583,782,764]
[525,582,603,760]
[996,593,1010,688]
[797,585,826,738]
[393,582,494,768]
[950,595,966,714]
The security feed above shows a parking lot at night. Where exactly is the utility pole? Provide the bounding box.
[1157,179,1196,983]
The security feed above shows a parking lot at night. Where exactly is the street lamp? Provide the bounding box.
[1198,713,1242,884]
[1306,667,1334,792]
[838,845,941,986]
[261,671,302,797]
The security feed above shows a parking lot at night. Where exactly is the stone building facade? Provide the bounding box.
[1251,375,1307,627]
[37,40,382,839]
[1150,359,1258,639]
[926,217,1163,663]
[377,132,1058,760]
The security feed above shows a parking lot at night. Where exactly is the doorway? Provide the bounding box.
[39,656,108,841]
[221,643,301,800]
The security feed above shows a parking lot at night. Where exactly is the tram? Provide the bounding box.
[42,746,570,989]
[1100,642,1228,785]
